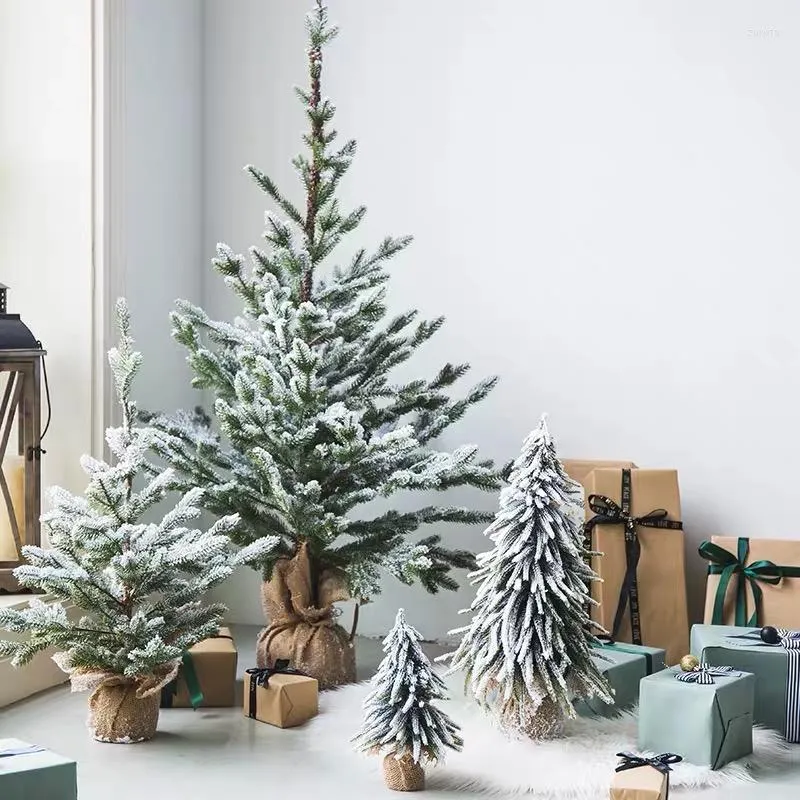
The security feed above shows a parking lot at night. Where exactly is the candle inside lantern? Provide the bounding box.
[0,458,25,561]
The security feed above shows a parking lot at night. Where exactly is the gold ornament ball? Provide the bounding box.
[680,654,700,672]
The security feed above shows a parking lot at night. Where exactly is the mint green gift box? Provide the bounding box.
[0,740,76,800]
[691,624,794,736]
[638,667,754,769]
[575,642,666,717]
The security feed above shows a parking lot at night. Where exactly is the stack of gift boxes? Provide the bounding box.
[563,460,800,800]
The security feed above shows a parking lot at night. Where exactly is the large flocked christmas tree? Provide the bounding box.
[146,0,499,684]
[447,416,613,740]
[354,608,462,791]
[0,300,277,743]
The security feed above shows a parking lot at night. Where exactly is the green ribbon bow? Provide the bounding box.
[698,537,800,626]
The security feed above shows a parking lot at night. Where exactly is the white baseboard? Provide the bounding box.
[0,595,80,708]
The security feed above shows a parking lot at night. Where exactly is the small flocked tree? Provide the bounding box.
[446,416,613,740]
[146,0,499,679]
[354,608,462,791]
[0,300,277,743]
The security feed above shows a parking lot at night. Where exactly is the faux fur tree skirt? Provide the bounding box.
[306,676,796,799]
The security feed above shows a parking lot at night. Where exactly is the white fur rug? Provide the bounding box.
[306,674,796,799]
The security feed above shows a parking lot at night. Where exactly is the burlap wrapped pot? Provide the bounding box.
[256,542,356,690]
[383,753,425,792]
[54,653,180,744]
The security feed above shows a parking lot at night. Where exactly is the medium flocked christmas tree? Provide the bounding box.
[354,608,462,792]
[146,1,499,686]
[446,416,613,740]
[0,300,276,743]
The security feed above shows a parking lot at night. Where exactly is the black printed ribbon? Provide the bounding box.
[615,752,682,799]
[585,469,683,645]
[674,664,737,685]
[246,660,306,719]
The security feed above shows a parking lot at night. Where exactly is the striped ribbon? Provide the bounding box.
[728,628,800,743]
[777,629,800,743]
[675,663,737,685]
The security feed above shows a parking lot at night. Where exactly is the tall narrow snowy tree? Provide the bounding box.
[354,608,462,791]
[146,0,499,684]
[0,300,277,743]
[446,416,613,740]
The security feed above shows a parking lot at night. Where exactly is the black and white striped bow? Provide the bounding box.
[675,664,737,685]
[776,629,800,649]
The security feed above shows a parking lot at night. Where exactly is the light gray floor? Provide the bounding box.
[1,625,799,799]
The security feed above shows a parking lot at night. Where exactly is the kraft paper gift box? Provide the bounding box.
[638,667,754,769]
[161,627,237,708]
[690,624,800,741]
[584,468,688,665]
[610,755,679,800]
[699,536,800,628]
[243,665,319,728]
[0,740,77,800]
[575,642,665,718]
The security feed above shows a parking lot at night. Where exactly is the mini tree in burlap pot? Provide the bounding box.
[145,1,500,691]
[353,609,463,791]
[0,300,276,743]
[445,416,614,740]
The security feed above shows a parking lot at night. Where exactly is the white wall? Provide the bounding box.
[202,1,800,639]
[0,0,94,498]
[121,0,205,415]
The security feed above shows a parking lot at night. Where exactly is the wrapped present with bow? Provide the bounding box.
[575,641,666,718]
[0,740,77,800]
[691,624,800,742]
[699,537,800,629]
[610,752,682,800]
[244,660,319,728]
[583,468,689,664]
[160,627,238,709]
[638,664,754,769]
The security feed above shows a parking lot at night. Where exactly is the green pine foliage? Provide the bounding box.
[147,2,499,606]
[0,300,276,676]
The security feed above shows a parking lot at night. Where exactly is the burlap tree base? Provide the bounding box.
[383,753,425,792]
[88,681,161,743]
[258,543,357,689]
[515,696,565,741]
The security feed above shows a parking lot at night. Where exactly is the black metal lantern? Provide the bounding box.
[0,285,46,592]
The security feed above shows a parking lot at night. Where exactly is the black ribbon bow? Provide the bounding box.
[585,469,683,645]
[615,752,682,799]
[615,752,683,775]
[246,660,306,719]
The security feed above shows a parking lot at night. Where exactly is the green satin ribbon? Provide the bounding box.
[180,651,204,710]
[698,537,800,626]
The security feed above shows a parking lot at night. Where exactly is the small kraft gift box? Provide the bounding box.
[575,642,665,718]
[638,665,754,769]
[691,624,800,742]
[699,537,800,628]
[161,627,237,709]
[0,740,77,800]
[583,468,689,665]
[244,661,319,728]
[610,752,681,800]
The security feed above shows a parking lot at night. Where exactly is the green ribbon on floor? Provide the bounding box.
[160,651,204,710]
[699,537,800,626]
